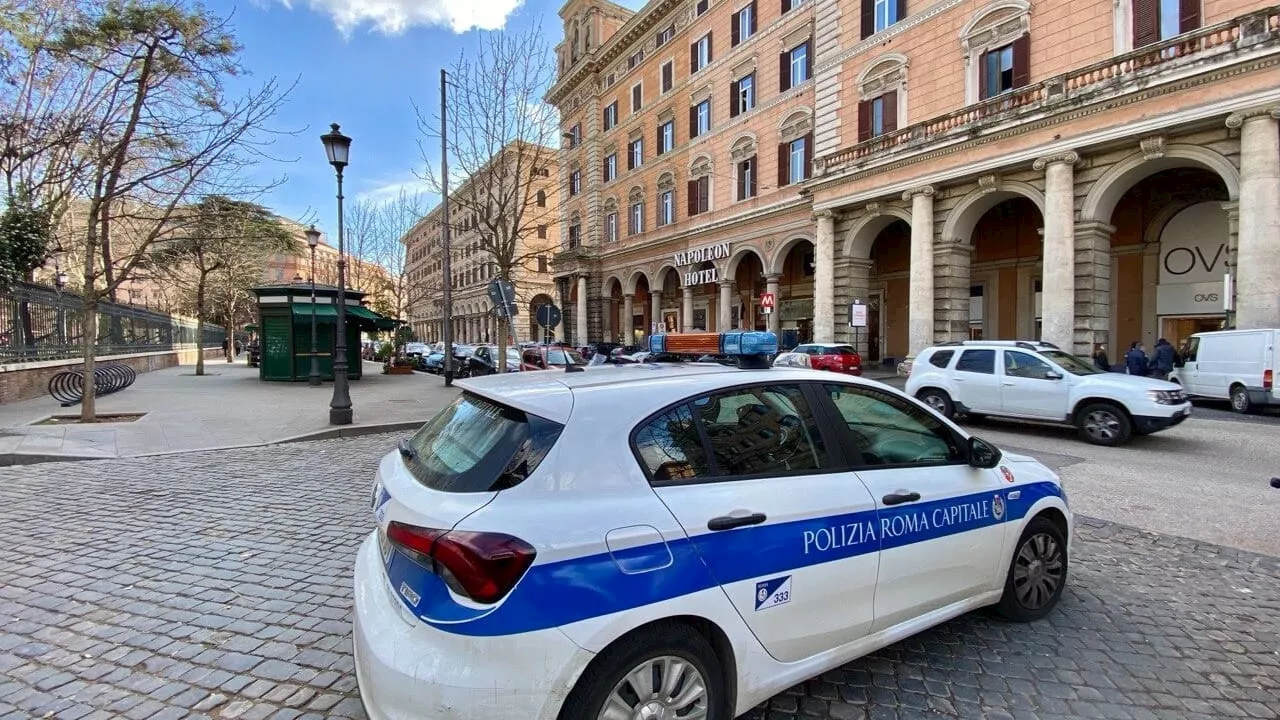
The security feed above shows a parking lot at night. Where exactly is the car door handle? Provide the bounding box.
[1001,381,1015,386]
[882,491,921,506]
[707,513,767,531]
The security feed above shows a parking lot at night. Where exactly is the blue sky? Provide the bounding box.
[212,0,645,227]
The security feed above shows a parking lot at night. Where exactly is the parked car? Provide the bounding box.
[905,340,1191,446]
[790,343,864,376]
[466,346,524,376]
[404,342,428,358]
[1170,328,1279,413]
[520,344,587,370]
[422,351,446,374]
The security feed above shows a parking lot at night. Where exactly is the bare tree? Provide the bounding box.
[415,23,560,371]
[151,196,296,375]
[343,198,379,295]
[45,0,293,421]
[371,190,428,344]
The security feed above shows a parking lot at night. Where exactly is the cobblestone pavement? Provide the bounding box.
[1,435,1278,720]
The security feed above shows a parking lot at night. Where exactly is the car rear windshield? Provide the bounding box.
[403,392,564,493]
[548,348,586,365]
[831,345,858,356]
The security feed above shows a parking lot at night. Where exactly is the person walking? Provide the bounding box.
[1151,338,1175,379]
[1125,341,1149,376]
[1092,343,1111,372]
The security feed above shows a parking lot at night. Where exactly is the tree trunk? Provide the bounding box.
[195,269,207,376]
[225,318,234,363]
[80,298,98,423]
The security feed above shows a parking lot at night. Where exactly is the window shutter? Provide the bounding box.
[806,40,814,79]
[1179,0,1201,33]
[977,51,989,100]
[803,132,813,179]
[782,0,791,12]
[882,91,898,133]
[731,11,741,45]
[730,80,740,118]
[857,100,872,142]
[688,180,699,215]
[707,32,713,61]
[778,142,790,187]
[700,178,710,213]
[750,1,758,34]
[749,157,757,197]
[628,144,635,170]
[689,105,698,138]
[1011,34,1030,89]
[779,51,792,92]
[602,162,609,183]
[896,0,907,25]
[860,0,875,39]
[737,163,746,200]
[656,125,664,156]
[690,41,699,72]
[1133,0,1159,47]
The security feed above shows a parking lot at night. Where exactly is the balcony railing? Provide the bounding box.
[815,7,1280,175]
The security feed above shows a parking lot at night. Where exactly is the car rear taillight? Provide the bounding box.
[1265,369,1273,390]
[386,521,536,604]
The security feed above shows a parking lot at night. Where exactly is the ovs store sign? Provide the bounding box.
[1156,203,1229,316]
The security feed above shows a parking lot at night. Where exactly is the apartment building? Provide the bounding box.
[549,0,1280,365]
[402,144,561,343]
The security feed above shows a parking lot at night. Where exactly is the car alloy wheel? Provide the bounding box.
[598,655,709,720]
[1083,408,1121,441]
[923,394,947,413]
[1012,532,1065,611]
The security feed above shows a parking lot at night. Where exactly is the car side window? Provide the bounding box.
[1184,337,1199,362]
[955,349,995,374]
[633,404,711,482]
[824,384,964,467]
[689,384,830,478]
[928,350,955,368]
[1003,350,1055,379]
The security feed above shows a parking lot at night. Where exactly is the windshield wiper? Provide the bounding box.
[397,439,416,460]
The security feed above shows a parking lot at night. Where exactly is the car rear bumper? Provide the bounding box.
[1245,386,1280,406]
[352,534,590,720]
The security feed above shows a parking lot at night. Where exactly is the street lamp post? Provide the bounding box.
[305,225,322,387]
[321,123,353,425]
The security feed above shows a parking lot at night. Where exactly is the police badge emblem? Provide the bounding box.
[992,493,1006,521]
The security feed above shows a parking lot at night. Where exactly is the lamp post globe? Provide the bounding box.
[305,224,323,387]
[320,124,354,425]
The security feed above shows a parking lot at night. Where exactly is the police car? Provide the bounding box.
[353,331,1071,720]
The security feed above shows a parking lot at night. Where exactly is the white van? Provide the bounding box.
[1170,329,1279,413]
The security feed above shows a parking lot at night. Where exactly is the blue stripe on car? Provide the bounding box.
[381,480,1064,637]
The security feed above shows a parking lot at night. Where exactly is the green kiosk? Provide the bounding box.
[250,283,399,382]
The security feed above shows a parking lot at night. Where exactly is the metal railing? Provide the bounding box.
[0,281,226,364]
[816,7,1280,174]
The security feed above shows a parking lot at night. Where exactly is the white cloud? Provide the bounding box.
[275,0,525,35]
[355,174,435,204]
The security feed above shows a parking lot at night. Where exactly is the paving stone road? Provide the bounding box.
[1,434,1278,720]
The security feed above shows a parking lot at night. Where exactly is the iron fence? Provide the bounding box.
[0,281,225,364]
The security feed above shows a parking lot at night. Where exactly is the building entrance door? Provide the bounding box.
[1161,317,1223,350]
[866,293,882,364]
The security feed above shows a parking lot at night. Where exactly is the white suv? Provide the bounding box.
[905,340,1191,446]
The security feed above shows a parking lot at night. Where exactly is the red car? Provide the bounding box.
[791,343,863,375]
[519,344,588,371]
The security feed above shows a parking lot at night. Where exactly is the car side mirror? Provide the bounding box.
[968,436,1002,469]
[1044,370,1063,380]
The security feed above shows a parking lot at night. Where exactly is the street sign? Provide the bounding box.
[487,278,517,318]
[536,303,562,329]
[760,292,775,315]
[849,301,868,328]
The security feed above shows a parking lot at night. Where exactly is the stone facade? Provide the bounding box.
[549,0,1280,362]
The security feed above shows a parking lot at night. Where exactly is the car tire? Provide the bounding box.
[1075,402,1131,446]
[1230,384,1253,414]
[995,516,1069,622]
[916,389,955,419]
[559,622,728,720]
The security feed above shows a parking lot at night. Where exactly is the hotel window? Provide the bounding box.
[631,82,643,113]
[657,120,675,155]
[603,101,618,130]
[696,0,709,15]
[736,156,757,200]
[861,0,905,39]
[536,189,547,207]
[628,50,644,69]
[537,224,548,239]
[690,33,713,73]
[661,60,674,93]
[732,1,757,47]
[567,124,581,148]
[686,175,710,216]
[1134,0,1201,47]
[690,99,712,139]
[629,200,645,235]
[537,256,549,273]
[779,40,812,91]
[603,153,617,182]
[778,133,812,186]
[979,36,1028,99]
[730,73,755,117]
[781,0,807,11]
[569,169,581,196]
[658,189,675,226]
[606,211,618,242]
[568,223,581,249]
[656,24,674,47]
[628,137,644,170]
[857,91,897,140]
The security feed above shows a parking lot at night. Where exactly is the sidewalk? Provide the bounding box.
[0,358,459,462]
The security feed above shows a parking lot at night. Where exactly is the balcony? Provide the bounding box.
[815,7,1280,177]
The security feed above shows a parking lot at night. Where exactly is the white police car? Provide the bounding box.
[353,331,1072,720]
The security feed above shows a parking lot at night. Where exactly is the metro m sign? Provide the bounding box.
[760,292,775,314]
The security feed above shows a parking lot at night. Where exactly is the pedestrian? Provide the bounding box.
[1124,341,1149,376]
[234,339,243,356]
[1151,338,1175,379]
[222,338,229,354]
[1092,343,1111,372]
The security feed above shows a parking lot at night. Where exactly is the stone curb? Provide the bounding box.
[0,420,427,466]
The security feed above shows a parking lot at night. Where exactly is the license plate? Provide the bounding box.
[377,527,393,565]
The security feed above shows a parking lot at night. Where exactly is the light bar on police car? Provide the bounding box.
[648,331,779,357]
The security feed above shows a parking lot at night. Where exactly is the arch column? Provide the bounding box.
[682,286,694,332]
[814,210,837,343]
[765,274,781,337]
[905,187,936,356]
[1075,220,1115,355]
[1231,110,1280,328]
[650,290,662,335]
[576,276,589,344]
[934,238,971,343]
[1036,151,1079,351]
[623,294,634,343]
[718,280,733,331]
[834,259,871,351]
